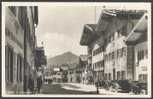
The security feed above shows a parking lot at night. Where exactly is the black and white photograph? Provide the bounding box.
[1,2,152,98]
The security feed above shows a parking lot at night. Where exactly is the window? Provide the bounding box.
[139,74,147,82]
[109,53,111,61]
[109,73,111,80]
[121,71,126,80]
[6,46,14,83]
[145,49,148,58]
[121,48,124,57]
[17,55,23,82]
[112,52,114,60]
[117,49,119,58]
[138,50,145,63]
[123,47,126,56]
[119,49,122,57]
[5,46,9,82]
[105,74,107,80]
[117,71,120,80]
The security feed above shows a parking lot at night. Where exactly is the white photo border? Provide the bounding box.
[1,2,152,98]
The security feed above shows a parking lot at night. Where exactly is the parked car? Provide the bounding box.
[95,80,112,90]
[117,80,131,93]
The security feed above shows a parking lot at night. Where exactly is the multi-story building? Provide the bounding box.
[80,24,97,84]
[67,63,80,83]
[5,6,38,94]
[23,6,38,92]
[126,13,148,82]
[80,10,146,84]
[79,55,88,84]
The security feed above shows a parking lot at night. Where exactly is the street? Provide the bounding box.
[41,83,97,94]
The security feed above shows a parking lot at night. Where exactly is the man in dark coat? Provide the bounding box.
[28,75,34,94]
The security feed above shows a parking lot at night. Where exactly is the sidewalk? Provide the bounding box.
[61,83,96,92]
[61,83,132,95]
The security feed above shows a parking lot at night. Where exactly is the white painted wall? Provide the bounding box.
[135,41,148,81]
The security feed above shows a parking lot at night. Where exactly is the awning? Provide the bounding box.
[126,13,147,44]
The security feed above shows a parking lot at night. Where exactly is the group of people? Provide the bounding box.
[28,73,43,94]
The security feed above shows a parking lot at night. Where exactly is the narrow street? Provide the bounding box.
[40,83,133,95]
[41,83,97,94]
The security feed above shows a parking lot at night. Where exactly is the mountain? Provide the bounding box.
[47,51,79,67]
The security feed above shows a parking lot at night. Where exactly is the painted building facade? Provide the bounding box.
[80,10,147,83]
[126,13,148,82]
[5,6,38,93]
[5,6,25,93]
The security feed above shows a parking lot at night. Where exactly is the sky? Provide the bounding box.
[35,3,150,59]
[36,6,96,58]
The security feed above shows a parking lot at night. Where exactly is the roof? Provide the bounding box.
[80,10,145,46]
[126,13,147,45]
[96,10,145,33]
[80,24,98,45]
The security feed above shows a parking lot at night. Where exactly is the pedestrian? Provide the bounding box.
[37,75,43,93]
[28,74,34,94]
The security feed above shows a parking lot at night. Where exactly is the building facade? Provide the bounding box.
[126,13,148,82]
[5,6,38,94]
[79,55,88,84]
[67,64,81,83]
[80,10,147,84]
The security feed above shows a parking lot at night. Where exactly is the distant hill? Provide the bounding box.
[47,52,79,68]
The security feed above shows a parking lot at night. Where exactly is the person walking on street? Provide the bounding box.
[37,75,43,93]
[28,74,34,94]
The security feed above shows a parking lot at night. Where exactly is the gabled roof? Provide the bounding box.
[80,24,98,45]
[96,10,145,33]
